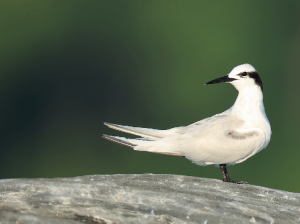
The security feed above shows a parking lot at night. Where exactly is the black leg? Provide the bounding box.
[219,164,247,184]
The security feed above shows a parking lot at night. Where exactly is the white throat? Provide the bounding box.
[228,83,271,148]
[230,85,265,118]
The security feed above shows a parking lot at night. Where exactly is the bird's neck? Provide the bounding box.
[230,85,265,118]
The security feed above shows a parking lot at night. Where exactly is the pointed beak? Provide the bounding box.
[205,75,237,85]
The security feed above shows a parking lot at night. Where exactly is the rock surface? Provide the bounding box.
[0,174,299,224]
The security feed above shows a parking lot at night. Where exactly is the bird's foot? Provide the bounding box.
[223,178,247,184]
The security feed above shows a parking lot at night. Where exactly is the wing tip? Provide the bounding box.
[104,122,121,130]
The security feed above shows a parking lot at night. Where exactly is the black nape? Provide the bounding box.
[249,72,263,92]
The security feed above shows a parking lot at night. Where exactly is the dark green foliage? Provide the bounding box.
[0,1,300,193]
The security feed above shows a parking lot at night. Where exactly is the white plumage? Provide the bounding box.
[103,64,271,183]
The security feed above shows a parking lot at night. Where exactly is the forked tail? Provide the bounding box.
[102,134,136,148]
[102,134,184,157]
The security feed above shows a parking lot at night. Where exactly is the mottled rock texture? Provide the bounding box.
[0,174,299,224]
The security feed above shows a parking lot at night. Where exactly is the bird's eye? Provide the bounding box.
[242,72,247,76]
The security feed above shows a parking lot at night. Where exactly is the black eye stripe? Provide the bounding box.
[237,72,248,77]
[237,71,263,92]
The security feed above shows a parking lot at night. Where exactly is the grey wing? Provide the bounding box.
[137,114,263,165]
[186,111,233,132]
[104,111,230,140]
[178,115,264,165]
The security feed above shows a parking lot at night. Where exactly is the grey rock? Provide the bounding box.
[0,174,299,224]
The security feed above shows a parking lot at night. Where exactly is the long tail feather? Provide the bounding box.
[102,134,184,157]
[102,134,136,148]
[104,122,185,139]
[104,122,160,140]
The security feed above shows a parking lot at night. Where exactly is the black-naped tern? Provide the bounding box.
[103,64,271,184]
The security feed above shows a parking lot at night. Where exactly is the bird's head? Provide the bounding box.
[206,64,263,92]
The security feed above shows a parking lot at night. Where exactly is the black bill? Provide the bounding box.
[206,75,237,85]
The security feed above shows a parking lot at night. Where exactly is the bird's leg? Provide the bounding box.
[219,164,247,184]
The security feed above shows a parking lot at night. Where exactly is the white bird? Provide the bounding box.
[103,64,271,184]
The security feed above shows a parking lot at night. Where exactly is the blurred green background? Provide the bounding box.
[1,1,300,193]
